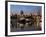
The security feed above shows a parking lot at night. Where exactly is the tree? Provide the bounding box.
[20,10,24,15]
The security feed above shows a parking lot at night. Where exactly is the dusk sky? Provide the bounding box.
[10,5,42,14]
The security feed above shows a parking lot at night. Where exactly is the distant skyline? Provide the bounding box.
[10,5,42,15]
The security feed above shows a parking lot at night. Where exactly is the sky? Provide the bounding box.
[10,5,42,15]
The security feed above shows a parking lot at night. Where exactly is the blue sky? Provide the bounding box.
[10,5,42,14]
